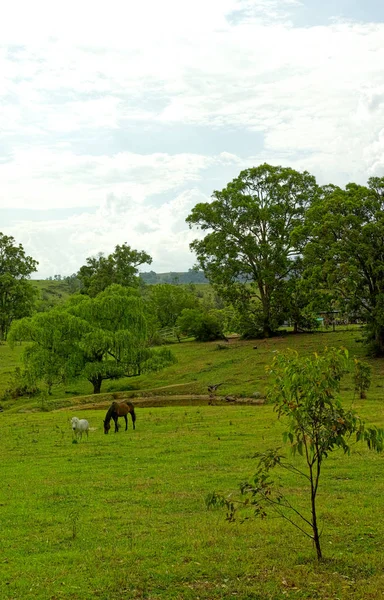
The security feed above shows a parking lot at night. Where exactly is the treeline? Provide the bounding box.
[2,162,384,398]
[139,270,209,285]
[46,269,209,286]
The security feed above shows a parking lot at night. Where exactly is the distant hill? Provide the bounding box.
[139,270,209,284]
[30,271,209,304]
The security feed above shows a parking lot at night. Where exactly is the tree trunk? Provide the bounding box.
[91,375,103,394]
[375,327,384,356]
[310,465,322,561]
[311,497,322,561]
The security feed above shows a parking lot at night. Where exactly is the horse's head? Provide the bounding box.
[103,419,111,434]
[71,417,79,430]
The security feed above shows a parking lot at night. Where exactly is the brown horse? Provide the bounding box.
[103,401,136,434]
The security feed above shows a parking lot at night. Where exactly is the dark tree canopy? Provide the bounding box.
[187,164,318,337]
[300,177,384,354]
[0,233,38,340]
[77,243,152,297]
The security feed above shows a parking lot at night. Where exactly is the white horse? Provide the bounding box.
[71,417,89,441]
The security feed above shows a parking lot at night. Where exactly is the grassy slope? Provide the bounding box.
[1,328,384,598]
[1,327,380,411]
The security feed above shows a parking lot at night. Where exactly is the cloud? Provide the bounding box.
[0,149,239,210]
[0,0,383,276]
[7,187,210,278]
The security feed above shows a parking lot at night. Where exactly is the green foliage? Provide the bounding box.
[187,163,318,337]
[9,285,175,395]
[147,283,198,336]
[209,348,384,561]
[0,233,38,339]
[9,310,88,394]
[353,359,372,399]
[177,308,227,342]
[300,178,384,355]
[1,367,40,401]
[77,243,152,296]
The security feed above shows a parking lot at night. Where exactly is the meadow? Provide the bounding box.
[1,328,384,599]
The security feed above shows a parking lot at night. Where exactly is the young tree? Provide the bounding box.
[299,178,384,354]
[353,359,372,399]
[77,243,152,297]
[207,348,383,560]
[0,233,38,339]
[187,164,318,337]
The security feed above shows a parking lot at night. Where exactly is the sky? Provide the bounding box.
[1,0,384,279]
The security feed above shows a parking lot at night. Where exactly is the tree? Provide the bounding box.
[207,348,383,561]
[299,178,384,354]
[147,284,198,334]
[9,310,87,394]
[186,164,318,337]
[77,243,152,297]
[353,359,372,399]
[0,233,38,340]
[9,285,175,395]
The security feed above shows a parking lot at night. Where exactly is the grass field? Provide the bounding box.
[1,328,384,599]
[0,327,378,411]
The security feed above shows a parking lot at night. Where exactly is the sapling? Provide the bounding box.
[353,358,372,399]
[207,348,383,560]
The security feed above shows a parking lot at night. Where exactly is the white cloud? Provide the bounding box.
[0,149,239,210]
[8,188,210,278]
[0,0,384,276]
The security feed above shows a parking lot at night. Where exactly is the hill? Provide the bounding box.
[139,270,209,284]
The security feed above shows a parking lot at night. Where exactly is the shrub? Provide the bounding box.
[177,309,226,342]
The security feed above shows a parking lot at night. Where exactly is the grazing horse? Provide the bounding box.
[71,417,89,440]
[103,401,136,434]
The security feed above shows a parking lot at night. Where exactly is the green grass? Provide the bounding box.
[1,400,384,599]
[1,327,379,412]
[1,327,384,598]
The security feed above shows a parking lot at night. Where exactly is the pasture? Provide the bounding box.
[1,328,384,598]
[1,410,384,598]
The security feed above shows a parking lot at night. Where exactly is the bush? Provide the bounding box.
[177,309,227,342]
[1,368,40,401]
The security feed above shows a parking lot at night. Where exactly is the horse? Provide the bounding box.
[71,416,89,440]
[103,401,136,434]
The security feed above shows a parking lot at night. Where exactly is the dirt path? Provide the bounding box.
[56,393,265,412]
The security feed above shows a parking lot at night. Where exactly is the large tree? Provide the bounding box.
[9,285,175,394]
[186,164,318,337]
[0,233,38,340]
[300,177,384,354]
[77,243,152,297]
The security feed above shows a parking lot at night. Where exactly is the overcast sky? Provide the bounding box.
[1,0,384,279]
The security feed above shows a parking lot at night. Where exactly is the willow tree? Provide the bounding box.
[9,285,175,395]
[186,164,318,337]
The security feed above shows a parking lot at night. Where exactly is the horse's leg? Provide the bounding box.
[114,415,119,433]
[131,411,135,430]
[124,414,128,431]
